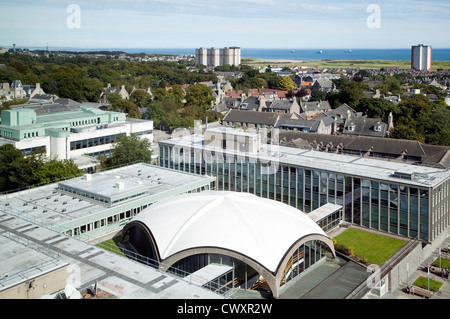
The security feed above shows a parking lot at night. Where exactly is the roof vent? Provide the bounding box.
[392,170,415,180]
[84,174,92,182]
[116,182,124,190]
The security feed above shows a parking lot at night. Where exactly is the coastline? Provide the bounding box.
[241,57,450,70]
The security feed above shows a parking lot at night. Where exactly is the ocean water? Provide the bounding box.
[33,47,450,61]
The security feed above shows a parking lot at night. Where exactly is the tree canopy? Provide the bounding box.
[103,134,152,168]
[0,144,83,192]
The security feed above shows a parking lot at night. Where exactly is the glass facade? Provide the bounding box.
[160,143,450,242]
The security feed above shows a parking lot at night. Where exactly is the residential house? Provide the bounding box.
[279,131,450,168]
[310,78,336,93]
[0,80,47,101]
[343,113,394,138]
[299,100,332,118]
[222,109,291,130]
[100,83,130,103]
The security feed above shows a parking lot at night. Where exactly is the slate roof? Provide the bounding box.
[267,99,297,111]
[223,109,290,126]
[343,116,388,138]
[300,100,332,113]
[278,131,450,168]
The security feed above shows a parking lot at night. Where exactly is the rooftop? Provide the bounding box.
[0,163,216,229]
[0,209,222,299]
[160,130,450,188]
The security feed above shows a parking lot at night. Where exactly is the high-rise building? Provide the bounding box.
[195,47,241,67]
[411,44,432,71]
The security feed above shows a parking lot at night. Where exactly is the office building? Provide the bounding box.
[195,47,241,67]
[159,127,450,243]
[411,44,432,71]
[0,107,154,171]
[0,163,217,240]
[0,163,221,299]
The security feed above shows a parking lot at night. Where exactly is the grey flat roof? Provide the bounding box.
[161,132,450,188]
[1,163,216,229]
[0,212,223,299]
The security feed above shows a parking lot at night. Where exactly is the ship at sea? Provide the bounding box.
[344,49,352,53]
[317,50,323,54]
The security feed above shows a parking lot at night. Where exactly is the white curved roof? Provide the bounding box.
[132,191,329,273]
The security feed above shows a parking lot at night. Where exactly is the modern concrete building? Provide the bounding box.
[159,127,450,243]
[120,191,336,298]
[411,44,432,71]
[0,163,217,240]
[195,47,241,67]
[0,107,153,171]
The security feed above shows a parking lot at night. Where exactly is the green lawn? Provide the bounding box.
[432,257,450,269]
[413,276,443,292]
[333,228,407,265]
[96,236,125,257]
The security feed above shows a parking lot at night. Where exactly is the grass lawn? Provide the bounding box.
[242,58,450,70]
[96,236,125,257]
[333,228,407,265]
[413,276,443,292]
[432,257,450,269]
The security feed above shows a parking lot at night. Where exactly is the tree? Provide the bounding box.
[277,76,295,91]
[130,89,152,108]
[185,84,214,110]
[111,99,141,119]
[311,91,327,102]
[107,134,152,167]
[355,98,400,119]
[45,65,84,101]
[338,80,365,108]
[0,144,83,192]
[389,124,425,143]
[83,77,103,102]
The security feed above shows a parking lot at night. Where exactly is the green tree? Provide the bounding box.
[111,99,141,119]
[389,124,425,143]
[338,80,365,108]
[0,144,83,192]
[130,89,152,108]
[0,144,25,191]
[277,76,295,91]
[355,98,400,119]
[45,65,84,101]
[83,77,104,102]
[185,84,214,109]
[107,134,152,167]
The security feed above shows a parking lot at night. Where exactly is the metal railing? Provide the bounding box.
[95,239,234,296]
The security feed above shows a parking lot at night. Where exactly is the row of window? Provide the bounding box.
[70,133,125,150]
[62,184,213,238]
[160,145,450,242]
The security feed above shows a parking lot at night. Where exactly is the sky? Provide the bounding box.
[1,0,449,50]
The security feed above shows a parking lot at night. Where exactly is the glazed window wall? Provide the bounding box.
[70,133,125,151]
[281,240,328,286]
[160,145,442,241]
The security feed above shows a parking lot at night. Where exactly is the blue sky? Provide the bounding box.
[1,0,449,49]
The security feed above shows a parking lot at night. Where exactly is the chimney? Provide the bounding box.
[388,112,394,130]
[84,174,92,182]
[258,94,266,111]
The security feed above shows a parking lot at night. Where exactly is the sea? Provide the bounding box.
[31,47,450,61]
